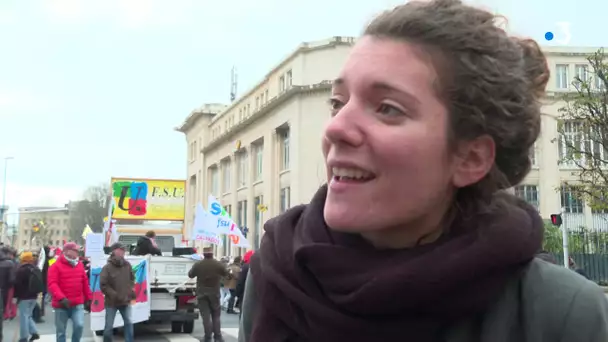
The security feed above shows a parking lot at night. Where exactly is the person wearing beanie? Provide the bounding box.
[99,242,135,342]
[14,251,43,342]
[188,247,229,342]
[47,242,92,342]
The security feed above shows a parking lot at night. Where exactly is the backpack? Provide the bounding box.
[27,267,44,294]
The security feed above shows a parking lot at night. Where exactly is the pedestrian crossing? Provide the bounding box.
[30,328,239,342]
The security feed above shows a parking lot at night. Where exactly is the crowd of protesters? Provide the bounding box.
[0,242,92,342]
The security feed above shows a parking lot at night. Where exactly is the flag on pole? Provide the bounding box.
[81,225,93,239]
[103,198,117,246]
[228,222,250,248]
[37,246,46,270]
[191,203,223,246]
[207,195,236,235]
[207,195,251,249]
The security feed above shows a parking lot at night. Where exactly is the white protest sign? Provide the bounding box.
[85,233,105,258]
[191,203,223,246]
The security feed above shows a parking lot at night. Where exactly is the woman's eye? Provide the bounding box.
[328,98,344,112]
[377,103,405,117]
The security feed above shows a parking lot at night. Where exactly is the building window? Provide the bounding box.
[559,120,606,167]
[286,70,292,88]
[254,196,263,250]
[237,201,243,227]
[561,185,584,214]
[222,159,231,193]
[210,167,219,195]
[265,90,269,102]
[279,75,285,93]
[254,143,263,181]
[189,141,197,161]
[280,187,291,213]
[596,71,606,90]
[556,64,569,89]
[574,64,588,87]
[530,142,538,167]
[514,185,539,210]
[559,120,584,166]
[237,200,248,230]
[260,92,265,105]
[279,128,290,170]
[255,96,259,109]
[237,151,248,187]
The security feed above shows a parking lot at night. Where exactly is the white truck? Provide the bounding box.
[92,254,200,335]
[147,255,199,333]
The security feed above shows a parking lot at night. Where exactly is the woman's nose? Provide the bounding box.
[324,102,365,148]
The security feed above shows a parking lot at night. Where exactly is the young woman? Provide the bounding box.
[238,0,608,341]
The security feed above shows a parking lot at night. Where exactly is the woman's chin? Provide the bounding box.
[324,210,367,233]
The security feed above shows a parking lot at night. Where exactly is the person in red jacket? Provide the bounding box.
[47,242,92,342]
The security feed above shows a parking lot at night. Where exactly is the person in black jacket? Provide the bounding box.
[14,252,42,342]
[235,250,254,317]
[0,246,16,340]
[133,231,162,256]
[31,250,46,323]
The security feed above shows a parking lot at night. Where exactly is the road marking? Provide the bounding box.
[223,328,239,338]
[28,330,237,342]
[91,333,200,342]
[37,335,95,342]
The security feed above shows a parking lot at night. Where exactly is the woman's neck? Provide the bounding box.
[361,200,454,249]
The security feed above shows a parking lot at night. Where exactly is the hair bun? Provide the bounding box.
[516,38,550,98]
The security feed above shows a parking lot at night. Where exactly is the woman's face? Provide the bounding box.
[323,37,467,243]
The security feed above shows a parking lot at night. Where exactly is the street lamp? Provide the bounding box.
[1,157,14,211]
[1,157,14,243]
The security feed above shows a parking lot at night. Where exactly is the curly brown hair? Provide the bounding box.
[364,0,550,203]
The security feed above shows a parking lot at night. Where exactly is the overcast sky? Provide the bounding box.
[0,0,605,221]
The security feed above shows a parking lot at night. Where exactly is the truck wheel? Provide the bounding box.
[183,320,194,334]
[95,331,103,336]
[171,321,183,333]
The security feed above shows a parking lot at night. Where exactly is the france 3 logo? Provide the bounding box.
[544,22,572,45]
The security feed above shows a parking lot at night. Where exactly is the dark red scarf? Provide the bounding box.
[250,185,543,342]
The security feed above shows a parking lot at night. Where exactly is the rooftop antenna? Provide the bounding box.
[230,66,238,102]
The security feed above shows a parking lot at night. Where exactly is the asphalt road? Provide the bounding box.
[2,307,240,342]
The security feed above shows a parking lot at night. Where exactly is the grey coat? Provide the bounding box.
[239,258,608,341]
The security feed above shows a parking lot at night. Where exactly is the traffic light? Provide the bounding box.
[550,214,562,226]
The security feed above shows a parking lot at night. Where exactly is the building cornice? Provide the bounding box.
[175,103,227,134]
[207,36,354,125]
[201,82,332,154]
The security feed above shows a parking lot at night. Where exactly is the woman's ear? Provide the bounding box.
[451,135,496,188]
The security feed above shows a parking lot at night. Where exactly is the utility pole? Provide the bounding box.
[550,210,568,268]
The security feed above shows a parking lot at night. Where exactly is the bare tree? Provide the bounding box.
[558,48,608,210]
[68,184,111,243]
[29,216,55,247]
